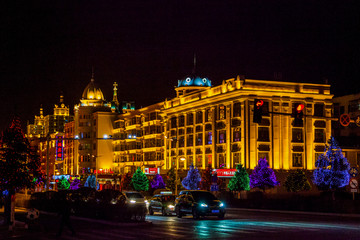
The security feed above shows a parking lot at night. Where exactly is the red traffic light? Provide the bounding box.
[255,99,264,108]
[296,104,304,112]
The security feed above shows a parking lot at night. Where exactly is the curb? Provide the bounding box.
[39,211,153,227]
[227,207,360,218]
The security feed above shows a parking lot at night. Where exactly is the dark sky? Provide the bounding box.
[1,1,360,130]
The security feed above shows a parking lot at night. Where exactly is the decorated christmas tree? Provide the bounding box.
[69,178,80,190]
[57,176,70,190]
[182,163,201,190]
[166,167,176,192]
[313,137,350,197]
[121,172,133,191]
[284,169,311,192]
[131,167,149,191]
[228,164,250,192]
[0,116,44,227]
[84,174,98,189]
[200,164,212,191]
[249,158,279,191]
[150,174,166,189]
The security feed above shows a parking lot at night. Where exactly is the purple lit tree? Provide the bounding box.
[313,137,350,199]
[182,163,201,190]
[69,178,80,190]
[150,174,166,189]
[250,158,279,191]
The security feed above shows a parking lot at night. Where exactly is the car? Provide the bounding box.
[175,190,225,219]
[123,191,148,207]
[148,194,176,216]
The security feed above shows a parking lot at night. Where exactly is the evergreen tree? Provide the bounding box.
[121,172,133,191]
[57,176,70,190]
[131,167,149,191]
[150,174,166,189]
[284,169,311,192]
[313,137,350,194]
[182,163,201,190]
[84,174,98,189]
[0,116,44,227]
[249,158,279,191]
[228,164,250,192]
[166,167,176,192]
[69,178,80,190]
[200,164,212,191]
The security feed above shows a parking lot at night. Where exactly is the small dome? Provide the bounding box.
[177,75,212,88]
[82,79,105,101]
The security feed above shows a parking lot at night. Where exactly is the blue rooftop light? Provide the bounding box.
[177,76,211,88]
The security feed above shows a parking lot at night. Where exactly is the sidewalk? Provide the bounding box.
[227,207,360,218]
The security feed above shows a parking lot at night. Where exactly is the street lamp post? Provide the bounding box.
[175,157,186,195]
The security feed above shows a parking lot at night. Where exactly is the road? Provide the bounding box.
[1,208,360,239]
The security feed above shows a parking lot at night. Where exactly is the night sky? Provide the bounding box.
[1,1,359,130]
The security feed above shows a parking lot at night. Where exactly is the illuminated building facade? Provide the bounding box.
[112,75,333,174]
[72,73,119,175]
[26,107,45,137]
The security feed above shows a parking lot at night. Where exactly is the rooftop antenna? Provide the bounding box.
[192,53,196,74]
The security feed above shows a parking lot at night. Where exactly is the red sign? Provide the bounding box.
[340,114,351,127]
[56,136,64,161]
[145,168,159,175]
[214,169,237,178]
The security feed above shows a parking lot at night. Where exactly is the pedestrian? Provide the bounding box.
[56,193,75,237]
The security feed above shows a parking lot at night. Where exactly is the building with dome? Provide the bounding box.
[67,72,120,176]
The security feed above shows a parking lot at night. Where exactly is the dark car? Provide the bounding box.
[175,190,225,219]
[148,194,176,216]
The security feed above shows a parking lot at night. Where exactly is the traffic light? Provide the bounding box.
[253,99,264,124]
[294,103,305,126]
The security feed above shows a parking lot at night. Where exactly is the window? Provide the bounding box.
[233,102,241,117]
[187,113,194,125]
[292,153,303,167]
[171,117,177,128]
[196,111,203,124]
[258,127,269,142]
[196,133,202,146]
[258,152,269,161]
[292,128,303,143]
[314,103,324,117]
[218,154,225,168]
[233,128,241,142]
[196,155,203,168]
[187,156,193,168]
[179,137,184,148]
[187,135,193,147]
[207,132,212,145]
[233,153,241,168]
[179,115,185,127]
[314,129,325,143]
[218,131,226,143]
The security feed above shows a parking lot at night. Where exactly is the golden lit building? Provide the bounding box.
[27,106,45,138]
[72,73,119,175]
[112,74,333,175]
[162,75,333,171]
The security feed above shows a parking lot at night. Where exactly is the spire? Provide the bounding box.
[59,94,64,104]
[91,66,95,82]
[112,82,119,105]
[192,53,196,74]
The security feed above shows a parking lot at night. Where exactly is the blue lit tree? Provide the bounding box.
[150,174,166,189]
[182,163,201,190]
[250,158,279,191]
[84,174,99,190]
[228,164,250,192]
[313,137,350,199]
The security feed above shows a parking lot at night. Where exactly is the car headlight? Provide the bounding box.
[200,203,208,207]
[130,200,136,204]
[219,202,224,207]
[168,205,175,209]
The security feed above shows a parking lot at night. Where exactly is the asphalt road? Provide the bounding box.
[1,208,360,239]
